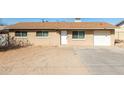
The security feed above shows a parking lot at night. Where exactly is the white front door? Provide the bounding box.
[94,31,111,46]
[61,31,67,45]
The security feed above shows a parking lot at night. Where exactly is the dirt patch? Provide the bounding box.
[0,46,88,75]
[115,39,124,48]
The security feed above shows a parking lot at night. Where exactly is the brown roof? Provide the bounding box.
[6,22,116,29]
[0,26,6,30]
[0,26,8,33]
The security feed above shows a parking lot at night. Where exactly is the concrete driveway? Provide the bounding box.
[0,46,124,75]
[75,47,124,75]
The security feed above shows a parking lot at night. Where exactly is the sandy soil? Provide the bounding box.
[0,46,88,75]
[116,43,124,48]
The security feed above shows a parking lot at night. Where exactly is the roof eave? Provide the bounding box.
[58,28,116,29]
[6,28,116,30]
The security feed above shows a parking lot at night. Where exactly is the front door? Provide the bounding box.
[61,31,67,45]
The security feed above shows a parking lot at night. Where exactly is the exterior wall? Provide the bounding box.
[111,29,115,46]
[67,30,93,46]
[115,27,124,40]
[9,29,115,47]
[67,29,115,46]
[9,29,60,46]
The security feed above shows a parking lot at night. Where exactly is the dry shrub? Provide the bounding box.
[115,39,124,47]
[115,39,124,44]
[0,36,32,51]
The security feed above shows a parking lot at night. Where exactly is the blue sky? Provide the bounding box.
[0,18,124,25]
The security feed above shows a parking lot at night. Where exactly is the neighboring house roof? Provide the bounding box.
[116,20,124,26]
[6,22,116,29]
[0,26,6,30]
[0,26,8,33]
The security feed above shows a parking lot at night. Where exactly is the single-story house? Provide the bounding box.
[6,22,116,47]
[115,20,124,40]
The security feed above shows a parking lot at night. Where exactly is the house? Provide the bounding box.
[6,21,116,47]
[115,20,124,40]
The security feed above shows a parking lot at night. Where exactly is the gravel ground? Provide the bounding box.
[0,46,88,75]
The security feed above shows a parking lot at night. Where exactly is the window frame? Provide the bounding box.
[36,31,48,38]
[15,31,27,37]
[72,31,85,40]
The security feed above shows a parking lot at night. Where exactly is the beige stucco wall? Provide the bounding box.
[67,30,93,47]
[9,29,115,47]
[115,27,124,40]
[9,30,60,46]
[111,30,115,46]
[67,29,114,46]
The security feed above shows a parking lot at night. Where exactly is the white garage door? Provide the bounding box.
[94,31,111,46]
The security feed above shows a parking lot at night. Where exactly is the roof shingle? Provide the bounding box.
[6,22,116,29]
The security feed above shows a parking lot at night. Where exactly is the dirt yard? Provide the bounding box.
[115,39,124,48]
[0,46,88,75]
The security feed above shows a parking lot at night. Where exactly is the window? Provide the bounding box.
[36,31,48,37]
[72,31,85,39]
[15,31,27,37]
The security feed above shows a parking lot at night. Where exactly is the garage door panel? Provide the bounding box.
[94,31,111,46]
